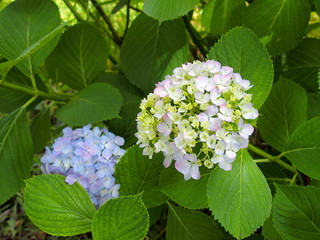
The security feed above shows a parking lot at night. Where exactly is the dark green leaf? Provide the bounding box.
[56,83,122,126]
[31,106,51,153]
[166,203,225,240]
[283,38,320,91]
[207,26,273,109]
[202,0,245,36]
[121,13,189,94]
[258,78,307,152]
[242,0,311,55]
[160,166,210,210]
[0,108,33,205]
[115,146,168,208]
[24,175,96,236]
[283,117,320,180]
[207,150,272,239]
[143,0,200,21]
[262,216,283,240]
[0,0,62,77]
[46,23,109,90]
[92,195,149,240]
[307,93,320,119]
[273,184,320,240]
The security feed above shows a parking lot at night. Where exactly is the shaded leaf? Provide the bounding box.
[31,106,51,153]
[307,92,320,119]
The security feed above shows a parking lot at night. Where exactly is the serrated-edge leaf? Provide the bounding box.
[207,26,274,109]
[92,195,149,240]
[24,174,96,236]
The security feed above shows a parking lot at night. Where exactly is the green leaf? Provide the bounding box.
[115,146,168,208]
[24,175,96,236]
[148,205,164,227]
[0,108,33,205]
[46,23,109,90]
[207,26,273,109]
[273,184,320,240]
[143,0,200,21]
[166,203,225,240]
[242,0,311,56]
[314,0,320,15]
[207,150,272,239]
[307,93,320,119]
[202,0,245,36]
[31,106,51,153]
[56,83,122,126]
[95,72,143,103]
[121,13,189,94]
[283,117,320,180]
[258,78,307,152]
[160,166,210,210]
[283,38,320,91]
[311,178,320,188]
[92,195,149,240]
[108,101,140,149]
[0,0,62,77]
[262,216,283,240]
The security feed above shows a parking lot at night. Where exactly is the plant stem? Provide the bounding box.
[290,172,298,186]
[123,0,131,38]
[182,15,207,57]
[248,144,296,173]
[90,0,122,45]
[62,0,85,22]
[254,159,272,163]
[266,178,292,182]
[22,95,37,109]
[0,81,72,102]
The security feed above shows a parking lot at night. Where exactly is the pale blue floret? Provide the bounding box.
[40,124,125,207]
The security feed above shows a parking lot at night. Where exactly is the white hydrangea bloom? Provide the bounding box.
[135,60,258,180]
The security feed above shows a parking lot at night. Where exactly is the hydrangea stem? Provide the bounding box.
[248,144,296,173]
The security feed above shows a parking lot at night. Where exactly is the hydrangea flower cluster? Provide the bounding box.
[40,125,125,207]
[136,60,258,180]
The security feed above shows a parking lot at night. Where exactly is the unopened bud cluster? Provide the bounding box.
[136,60,258,180]
[41,125,125,207]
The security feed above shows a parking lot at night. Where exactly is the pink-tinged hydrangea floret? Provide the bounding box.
[136,60,258,180]
[40,124,125,207]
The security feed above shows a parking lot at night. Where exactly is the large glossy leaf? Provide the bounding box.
[207,150,272,239]
[24,175,96,236]
[273,185,320,240]
[283,38,320,91]
[56,83,122,126]
[0,0,62,77]
[202,0,245,36]
[121,13,188,94]
[115,146,168,208]
[0,108,33,205]
[143,0,200,21]
[166,203,225,240]
[92,195,149,240]
[160,166,210,209]
[242,0,311,56]
[283,117,320,180]
[207,26,273,109]
[46,23,108,90]
[258,78,307,152]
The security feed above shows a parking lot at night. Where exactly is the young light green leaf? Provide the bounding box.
[143,0,200,21]
[160,166,210,210]
[207,26,273,109]
[242,0,311,56]
[115,146,168,208]
[166,203,225,240]
[258,78,307,152]
[56,83,122,126]
[121,13,188,94]
[273,185,320,240]
[24,175,96,236]
[283,117,320,180]
[202,0,245,36]
[207,150,272,239]
[0,0,62,77]
[0,108,33,205]
[46,23,109,90]
[283,38,320,91]
[31,106,51,153]
[92,195,149,240]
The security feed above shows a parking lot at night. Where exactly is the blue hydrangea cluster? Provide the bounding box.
[40,124,125,207]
